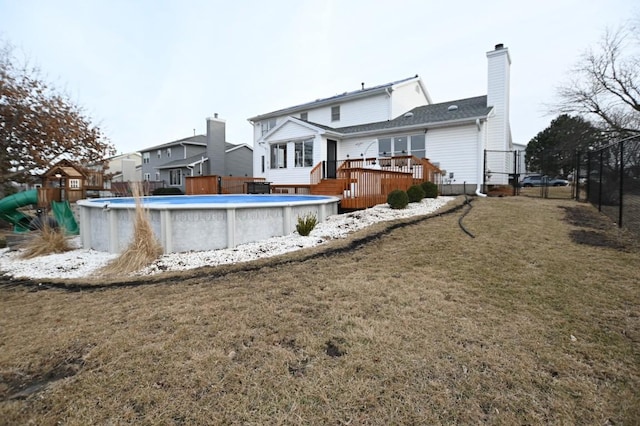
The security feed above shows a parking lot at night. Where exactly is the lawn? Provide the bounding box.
[0,196,638,424]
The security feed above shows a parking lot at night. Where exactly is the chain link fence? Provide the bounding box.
[585,136,640,236]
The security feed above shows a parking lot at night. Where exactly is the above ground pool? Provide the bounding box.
[77,194,340,254]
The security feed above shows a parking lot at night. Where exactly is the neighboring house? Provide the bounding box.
[248,44,513,195]
[104,152,142,184]
[140,115,253,193]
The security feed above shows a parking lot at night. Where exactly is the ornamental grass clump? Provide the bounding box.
[19,219,72,259]
[387,189,409,209]
[296,213,318,236]
[99,183,162,277]
[421,181,438,198]
[407,184,426,203]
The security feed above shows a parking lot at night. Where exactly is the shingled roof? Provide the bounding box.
[297,95,491,136]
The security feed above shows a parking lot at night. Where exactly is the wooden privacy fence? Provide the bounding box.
[186,176,266,195]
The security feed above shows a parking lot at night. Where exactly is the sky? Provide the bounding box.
[1,0,637,155]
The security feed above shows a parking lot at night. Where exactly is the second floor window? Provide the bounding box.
[261,118,277,136]
[157,150,161,159]
[143,152,150,164]
[166,148,172,158]
[300,112,308,121]
[331,105,340,122]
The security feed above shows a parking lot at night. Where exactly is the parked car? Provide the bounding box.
[519,175,569,187]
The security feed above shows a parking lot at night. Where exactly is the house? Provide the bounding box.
[140,115,253,193]
[248,44,513,196]
[105,152,142,184]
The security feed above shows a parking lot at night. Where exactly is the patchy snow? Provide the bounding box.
[0,197,454,280]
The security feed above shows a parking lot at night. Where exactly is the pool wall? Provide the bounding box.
[77,195,340,254]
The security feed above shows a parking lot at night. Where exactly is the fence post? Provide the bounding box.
[574,150,580,201]
[217,176,222,194]
[598,150,603,212]
[619,141,624,227]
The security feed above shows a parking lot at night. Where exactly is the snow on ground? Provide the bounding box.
[0,197,454,280]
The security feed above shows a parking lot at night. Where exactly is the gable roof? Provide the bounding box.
[289,96,491,138]
[141,135,208,152]
[248,76,427,122]
[156,153,208,170]
[335,95,492,135]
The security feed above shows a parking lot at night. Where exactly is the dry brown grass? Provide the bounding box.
[99,183,162,277]
[18,220,72,259]
[0,197,638,424]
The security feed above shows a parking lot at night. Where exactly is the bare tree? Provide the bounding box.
[555,22,640,136]
[1,42,115,196]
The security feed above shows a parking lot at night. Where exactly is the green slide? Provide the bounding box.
[51,200,79,235]
[0,189,38,232]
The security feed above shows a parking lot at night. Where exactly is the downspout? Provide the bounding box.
[475,118,487,197]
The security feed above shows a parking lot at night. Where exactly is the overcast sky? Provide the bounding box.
[1,0,637,155]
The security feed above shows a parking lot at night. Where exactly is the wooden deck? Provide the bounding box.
[182,156,441,211]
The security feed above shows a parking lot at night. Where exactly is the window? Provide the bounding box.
[331,105,340,122]
[261,155,265,173]
[300,112,308,121]
[295,139,314,167]
[68,179,81,189]
[378,134,426,158]
[261,118,277,136]
[394,136,408,156]
[169,169,182,186]
[270,143,287,169]
[166,148,172,158]
[410,134,426,158]
[157,150,161,159]
[378,138,391,157]
[143,173,150,181]
[143,152,150,164]
[155,172,160,181]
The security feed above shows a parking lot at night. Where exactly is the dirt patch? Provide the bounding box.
[0,343,90,401]
[561,205,637,251]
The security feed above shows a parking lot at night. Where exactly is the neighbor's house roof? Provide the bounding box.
[277,95,492,139]
[154,143,252,170]
[248,75,430,122]
[156,153,208,170]
[141,135,208,152]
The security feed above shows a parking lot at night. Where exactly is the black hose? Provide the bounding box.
[458,195,475,238]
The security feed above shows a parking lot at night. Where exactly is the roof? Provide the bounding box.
[141,135,208,152]
[292,96,491,137]
[248,76,422,122]
[156,153,208,170]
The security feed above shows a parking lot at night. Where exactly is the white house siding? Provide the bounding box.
[307,94,391,128]
[339,136,381,161]
[390,80,430,119]
[259,122,323,185]
[425,125,479,184]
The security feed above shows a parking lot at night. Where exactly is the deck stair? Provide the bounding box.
[310,178,350,196]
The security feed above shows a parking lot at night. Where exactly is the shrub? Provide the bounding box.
[100,183,163,277]
[421,181,438,198]
[387,189,409,209]
[407,184,426,203]
[296,213,318,236]
[19,220,72,259]
[152,187,183,196]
